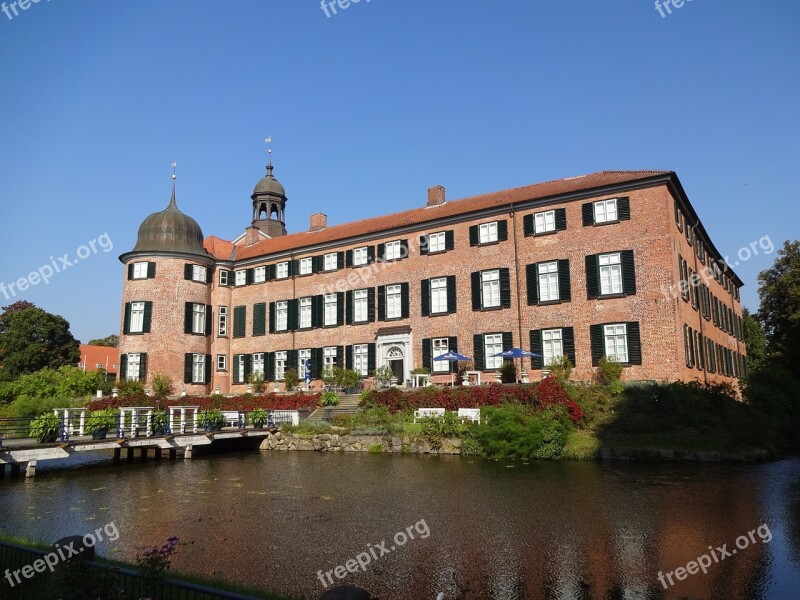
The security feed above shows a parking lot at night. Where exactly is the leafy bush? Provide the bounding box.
[248,372,266,394]
[597,356,624,392]
[29,412,62,442]
[367,384,539,413]
[458,431,483,456]
[500,361,516,384]
[284,369,299,392]
[321,391,340,406]
[472,404,568,460]
[537,377,583,423]
[249,408,268,427]
[199,409,225,430]
[546,355,573,382]
[117,379,145,398]
[374,365,395,387]
[151,373,173,398]
[744,366,800,450]
[368,444,384,454]
[419,412,461,451]
[5,394,75,419]
[86,409,118,434]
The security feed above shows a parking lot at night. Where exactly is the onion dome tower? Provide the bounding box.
[251,160,287,238]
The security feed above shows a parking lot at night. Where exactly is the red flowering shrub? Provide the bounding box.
[536,377,583,423]
[366,384,540,413]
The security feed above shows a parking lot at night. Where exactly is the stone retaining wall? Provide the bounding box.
[258,432,461,454]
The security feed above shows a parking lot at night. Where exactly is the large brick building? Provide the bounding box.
[118,162,746,394]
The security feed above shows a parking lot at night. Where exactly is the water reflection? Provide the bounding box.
[0,453,798,600]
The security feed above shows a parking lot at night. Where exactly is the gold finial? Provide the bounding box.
[264,137,273,165]
[171,161,177,180]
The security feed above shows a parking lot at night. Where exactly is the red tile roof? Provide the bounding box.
[79,345,120,374]
[229,170,669,261]
[203,236,235,261]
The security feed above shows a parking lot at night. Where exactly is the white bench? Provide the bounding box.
[458,408,481,423]
[222,411,245,428]
[413,408,446,422]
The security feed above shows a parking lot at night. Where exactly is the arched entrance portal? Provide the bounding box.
[386,345,405,383]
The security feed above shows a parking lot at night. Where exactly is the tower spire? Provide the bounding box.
[265,136,273,174]
[168,161,178,210]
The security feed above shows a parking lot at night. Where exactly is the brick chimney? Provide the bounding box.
[244,225,262,246]
[427,186,445,207]
[309,213,328,232]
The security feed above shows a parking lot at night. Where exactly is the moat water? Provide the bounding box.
[1,451,798,600]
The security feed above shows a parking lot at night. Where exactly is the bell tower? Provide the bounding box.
[251,161,287,238]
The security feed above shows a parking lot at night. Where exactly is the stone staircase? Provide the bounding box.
[306,394,362,421]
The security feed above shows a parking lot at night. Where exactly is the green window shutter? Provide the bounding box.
[401,282,410,319]
[267,265,276,281]
[314,255,324,273]
[367,344,376,374]
[205,305,212,336]
[140,354,148,382]
[558,260,571,302]
[502,332,513,352]
[120,354,128,379]
[366,246,375,264]
[582,203,594,226]
[244,355,252,382]
[419,235,429,255]
[377,243,386,261]
[266,353,275,382]
[627,322,642,365]
[697,333,705,370]
[367,288,376,322]
[337,292,345,325]
[204,355,212,384]
[446,276,457,313]
[184,302,193,334]
[448,337,459,373]
[526,264,538,305]
[345,250,353,268]
[142,301,152,333]
[400,239,409,259]
[233,306,246,338]
[617,197,631,221]
[337,252,345,269]
[345,291,353,325]
[422,339,432,371]
[311,348,323,379]
[585,255,599,299]
[288,300,299,331]
[287,350,298,372]
[529,330,543,369]
[563,327,576,367]
[253,303,266,336]
[184,264,192,280]
[336,346,344,369]
[497,220,508,242]
[445,230,455,251]
[245,269,253,285]
[269,302,276,334]
[312,295,323,328]
[147,262,156,279]
[523,214,534,237]
[674,199,682,230]
[684,325,691,367]
[590,324,604,366]
[184,354,192,384]
[421,279,430,317]
[473,334,485,371]
[123,302,131,334]
[127,264,134,280]
[345,346,353,371]
[469,225,479,247]
[471,272,481,310]
[555,208,567,231]
[500,269,511,308]
[622,250,636,295]
[378,286,386,321]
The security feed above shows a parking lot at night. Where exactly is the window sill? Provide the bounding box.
[426,249,449,256]
[477,306,505,312]
[427,311,452,317]
[475,240,501,247]
[527,229,559,238]
[595,293,627,300]
[125,331,147,336]
[537,299,565,306]
[589,219,622,227]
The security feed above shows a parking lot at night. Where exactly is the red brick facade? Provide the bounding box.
[118,170,746,394]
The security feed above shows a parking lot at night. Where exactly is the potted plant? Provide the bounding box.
[200,408,225,431]
[151,410,168,436]
[320,391,340,407]
[29,412,61,443]
[284,369,299,393]
[249,408,268,429]
[374,365,394,389]
[86,409,119,440]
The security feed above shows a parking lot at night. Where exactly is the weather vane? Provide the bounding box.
[265,137,273,164]
[171,161,177,181]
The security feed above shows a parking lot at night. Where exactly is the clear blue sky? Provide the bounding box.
[0,0,797,342]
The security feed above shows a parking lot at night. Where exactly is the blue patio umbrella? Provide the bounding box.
[433,351,472,385]
[490,348,542,382]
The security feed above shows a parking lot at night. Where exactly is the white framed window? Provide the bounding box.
[599,253,622,295]
[132,262,148,279]
[354,289,368,323]
[534,210,556,234]
[538,262,560,302]
[323,347,337,372]
[594,199,618,224]
[428,232,445,253]
[192,265,207,283]
[430,278,448,314]
[353,344,368,376]
[235,355,246,384]
[218,270,230,286]
[276,262,289,279]
[432,338,449,373]
[130,302,145,333]
[298,349,311,380]
[235,270,247,286]
[252,353,265,378]
[484,334,503,370]
[604,324,629,363]
[324,253,338,271]
[191,354,205,384]
[386,285,402,319]
[275,351,287,381]
[218,306,228,337]
[299,297,312,329]
[481,270,500,308]
[126,353,141,381]
[216,355,227,371]
[353,247,368,266]
[276,301,288,331]
[299,257,313,275]
[192,304,206,335]
[384,240,402,261]
[542,329,564,367]
[253,266,266,283]
[324,294,338,326]
[479,222,498,244]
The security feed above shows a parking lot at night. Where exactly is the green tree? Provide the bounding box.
[87,334,119,347]
[0,303,80,381]
[742,308,768,372]
[757,240,800,378]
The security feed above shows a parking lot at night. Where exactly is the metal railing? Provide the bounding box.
[0,540,262,599]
